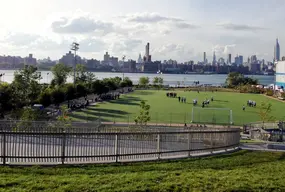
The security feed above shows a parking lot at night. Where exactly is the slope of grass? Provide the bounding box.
[1,151,285,191]
[70,90,285,125]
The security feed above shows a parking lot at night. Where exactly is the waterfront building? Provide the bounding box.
[275,60,285,88]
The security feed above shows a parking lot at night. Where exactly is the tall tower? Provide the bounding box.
[145,43,150,58]
[203,52,206,64]
[144,42,151,62]
[138,53,142,63]
[228,54,232,65]
[275,38,280,61]
[212,51,216,65]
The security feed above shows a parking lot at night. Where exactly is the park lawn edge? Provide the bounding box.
[1,150,285,191]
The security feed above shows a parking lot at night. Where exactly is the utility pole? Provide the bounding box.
[122,55,126,81]
[71,42,79,86]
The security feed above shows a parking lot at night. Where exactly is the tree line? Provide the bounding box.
[0,64,133,115]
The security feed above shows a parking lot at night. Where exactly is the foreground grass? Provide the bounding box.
[1,151,285,191]
[71,90,285,125]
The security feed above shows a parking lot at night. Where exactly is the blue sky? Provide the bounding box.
[0,0,284,62]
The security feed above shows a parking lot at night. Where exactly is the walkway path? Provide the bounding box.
[263,94,285,103]
[102,122,242,129]
[240,143,285,152]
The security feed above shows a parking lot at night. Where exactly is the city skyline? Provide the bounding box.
[0,0,285,62]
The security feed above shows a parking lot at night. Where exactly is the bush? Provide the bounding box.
[50,88,65,106]
[266,89,274,96]
[64,84,76,101]
[38,88,52,107]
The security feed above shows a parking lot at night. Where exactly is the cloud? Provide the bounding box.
[51,16,114,34]
[216,23,266,31]
[122,12,183,23]
[213,44,236,55]
[153,43,194,61]
[2,32,41,46]
[175,22,198,29]
[108,38,143,53]
[1,32,107,54]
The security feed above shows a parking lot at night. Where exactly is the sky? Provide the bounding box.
[0,0,284,62]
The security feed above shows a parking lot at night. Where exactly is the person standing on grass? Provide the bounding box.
[178,96,181,102]
[243,105,245,111]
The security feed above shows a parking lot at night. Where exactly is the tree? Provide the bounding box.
[50,88,65,107]
[0,82,13,111]
[76,83,88,98]
[153,77,159,87]
[91,80,109,95]
[120,77,133,88]
[38,88,52,107]
[64,83,76,101]
[139,77,149,88]
[259,101,275,126]
[11,65,42,106]
[226,72,258,88]
[158,77,164,89]
[51,63,71,86]
[134,101,151,125]
[103,78,118,91]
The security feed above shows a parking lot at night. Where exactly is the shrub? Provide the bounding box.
[50,88,65,106]
[38,88,52,107]
[266,89,274,96]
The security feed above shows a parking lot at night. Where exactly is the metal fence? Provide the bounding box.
[0,122,240,165]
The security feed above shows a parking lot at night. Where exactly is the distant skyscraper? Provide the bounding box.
[212,51,216,65]
[138,53,143,63]
[234,55,239,65]
[227,54,232,65]
[203,52,206,64]
[104,52,110,62]
[238,55,243,65]
[274,38,280,61]
[144,43,151,62]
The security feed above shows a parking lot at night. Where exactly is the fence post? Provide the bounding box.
[157,134,160,160]
[210,133,213,154]
[156,112,158,126]
[170,113,172,127]
[2,132,6,165]
[61,131,66,165]
[188,133,191,157]
[115,134,119,163]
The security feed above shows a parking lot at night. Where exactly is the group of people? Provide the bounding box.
[178,96,187,103]
[247,100,257,107]
[243,100,257,111]
[192,96,214,107]
[202,97,214,108]
[166,92,177,98]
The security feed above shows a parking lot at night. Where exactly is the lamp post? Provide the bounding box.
[71,42,79,86]
[122,55,126,81]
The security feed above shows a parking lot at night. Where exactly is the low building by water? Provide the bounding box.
[275,61,285,88]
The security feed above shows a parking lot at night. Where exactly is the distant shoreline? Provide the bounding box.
[0,68,275,76]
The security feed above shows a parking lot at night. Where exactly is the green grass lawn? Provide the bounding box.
[70,90,285,125]
[1,151,285,191]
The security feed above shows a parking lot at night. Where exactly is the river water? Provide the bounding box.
[0,70,275,86]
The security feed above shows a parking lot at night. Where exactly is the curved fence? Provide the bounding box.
[0,122,240,165]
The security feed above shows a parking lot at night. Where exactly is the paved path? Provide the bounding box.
[263,94,285,103]
[102,122,242,129]
[240,143,285,152]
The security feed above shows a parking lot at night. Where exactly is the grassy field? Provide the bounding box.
[70,90,285,125]
[1,151,285,191]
